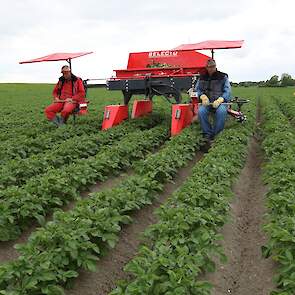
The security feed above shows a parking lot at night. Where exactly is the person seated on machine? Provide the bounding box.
[195,58,231,142]
[44,65,85,126]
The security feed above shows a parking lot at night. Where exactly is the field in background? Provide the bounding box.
[1,83,294,115]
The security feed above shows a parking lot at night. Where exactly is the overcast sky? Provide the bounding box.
[1,0,294,83]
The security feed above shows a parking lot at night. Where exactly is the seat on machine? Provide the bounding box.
[72,99,90,123]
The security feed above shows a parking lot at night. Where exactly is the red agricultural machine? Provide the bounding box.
[19,40,249,135]
[103,40,248,135]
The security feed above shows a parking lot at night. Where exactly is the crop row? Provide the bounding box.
[0,121,52,142]
[0,114,164,189]
[275,94,295,125]
[0,124,203,294]
[0,119,102,165]
[260,97,295,295]
[0,103,118,143]
[109,102,256,294]
[0,111,45,128]
[0,123,169,241]
[0,113,100,143]
[0,104,169,164]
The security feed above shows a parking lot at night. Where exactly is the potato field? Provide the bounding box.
[0,84,294,295]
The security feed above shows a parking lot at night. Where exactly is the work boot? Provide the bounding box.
[51,116,61,127]
[200,134,213,153]
[59,116,65,126]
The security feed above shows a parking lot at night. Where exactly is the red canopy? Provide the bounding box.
[19,52,93,64]
[173,40,244,51]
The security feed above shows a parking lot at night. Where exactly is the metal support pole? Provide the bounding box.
[211,49,214,59]
[67,59,72,70]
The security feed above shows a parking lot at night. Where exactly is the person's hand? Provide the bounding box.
[187,88,197,98]
[187,87,193,95]
[200,94,209,106]
[54,97,63,103]
[212,97,224,108]
[65,98,74,103]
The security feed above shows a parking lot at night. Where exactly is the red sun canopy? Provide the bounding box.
[173,40,244,51]
[19,52,93,64]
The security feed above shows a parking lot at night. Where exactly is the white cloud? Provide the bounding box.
[0,0,294,83]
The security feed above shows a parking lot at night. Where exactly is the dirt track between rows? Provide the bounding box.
[205,105,276,294]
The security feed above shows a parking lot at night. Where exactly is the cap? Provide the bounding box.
[61,65,71,73]
[206,59,216,67]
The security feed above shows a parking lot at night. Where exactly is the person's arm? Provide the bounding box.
[72,79,85,102]
[52,82,60,100]
[222,77,231,102]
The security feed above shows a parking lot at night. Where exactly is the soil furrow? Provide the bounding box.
[205,136,276,294]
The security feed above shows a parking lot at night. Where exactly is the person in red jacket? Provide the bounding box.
[45,65,85,126]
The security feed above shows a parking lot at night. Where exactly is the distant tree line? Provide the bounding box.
[231,73,295,87]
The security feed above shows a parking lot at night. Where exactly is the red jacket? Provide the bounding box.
[53,75,85,102]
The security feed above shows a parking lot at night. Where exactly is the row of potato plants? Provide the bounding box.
[0,123,169,241]
[109,102,256,295]
[0,92,169,153]
[0,124,203,295]
[0,121,53,143]
[0,116,102,143]
[0,120,103,165]
[275,95,295,125]
[0,114,165,189]
[0,108,110,143]
[0,101,170,163]
[0,111,46,128]
[260,97,295,295]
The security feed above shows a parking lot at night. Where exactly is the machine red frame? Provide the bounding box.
[19,52,93,116]
[105,40,244,135]
[113,50,209,79]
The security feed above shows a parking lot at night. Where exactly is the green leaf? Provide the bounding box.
[63,270,78,279]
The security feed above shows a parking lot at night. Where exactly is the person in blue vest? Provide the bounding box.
[195,59,231,141]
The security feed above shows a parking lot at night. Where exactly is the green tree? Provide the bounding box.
[265,75,279,87]
[280,73,295,87]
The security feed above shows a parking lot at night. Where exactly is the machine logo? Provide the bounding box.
[148,51,178,58]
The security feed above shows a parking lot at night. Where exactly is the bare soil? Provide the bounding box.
[204,137,276,294]
[65,152,203,295]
